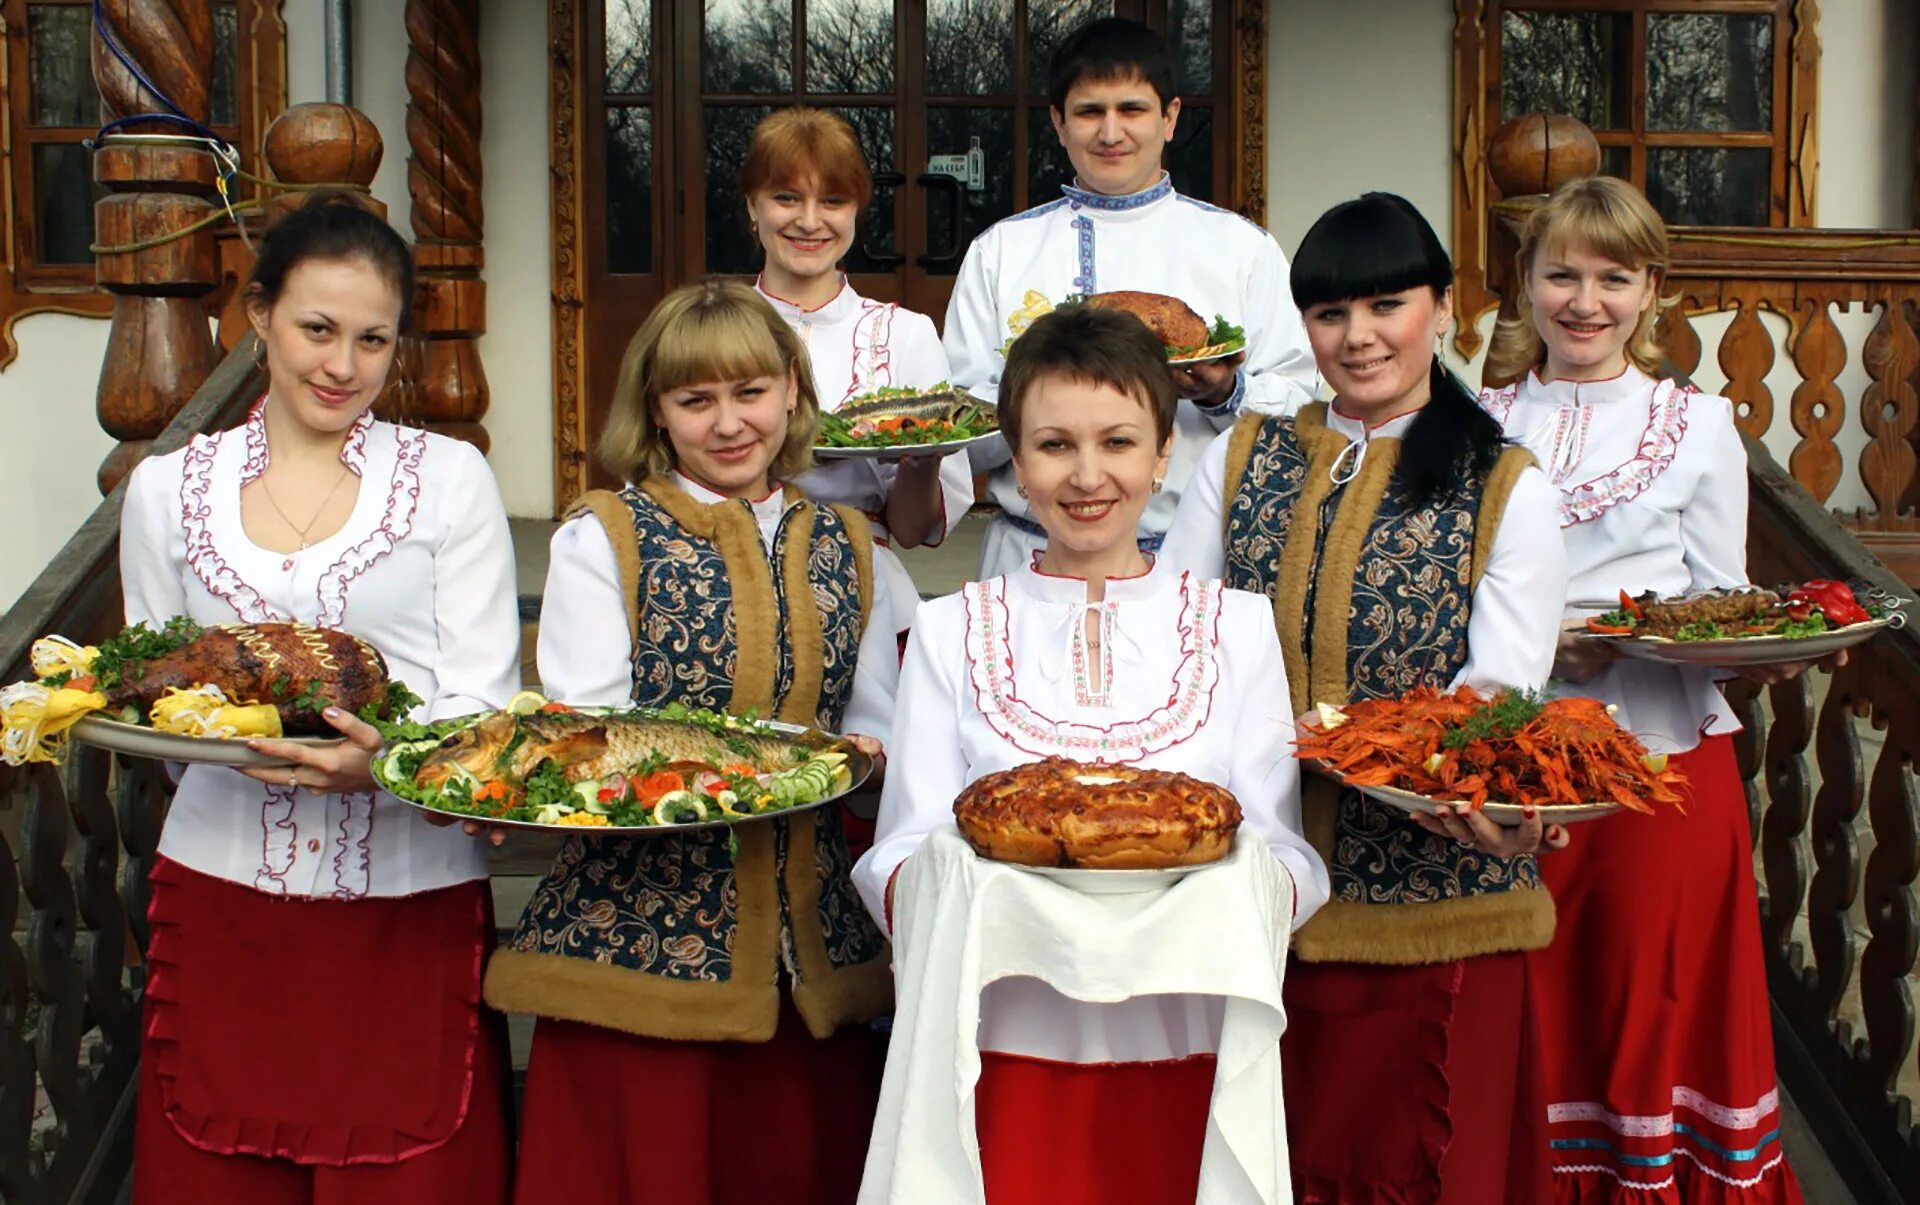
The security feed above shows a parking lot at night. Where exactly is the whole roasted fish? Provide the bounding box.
[414,709,813,789]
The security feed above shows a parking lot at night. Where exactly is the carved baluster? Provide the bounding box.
[91,0,219,494]
[66,749,134,1067]
[20,764,89,1179]
[1760,675,1815,958]
[1724,680,1766,842]
[1659,294,1705,384]
[1805,680,1864,1022]
[1717,288,1777,439]
[1860,288,1919,523]
[1858,712,1918,1097]
[116,758,169,961]
[0,771,32,1199]
[404,0,489,450]
[1788,295,1847,503]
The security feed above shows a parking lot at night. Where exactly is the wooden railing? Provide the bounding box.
[1731,437,1920,1202]
[0,346,261,1205]
[1658,231,1920,583]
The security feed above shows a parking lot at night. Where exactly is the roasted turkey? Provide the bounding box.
[107,623,391,735]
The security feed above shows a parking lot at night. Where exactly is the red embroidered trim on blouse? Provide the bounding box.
[1558,378,1691,526]
[847,300,897,402]
[962,571,1222,759]
[315,427,426,626]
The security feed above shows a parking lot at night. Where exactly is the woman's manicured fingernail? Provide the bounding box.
[1523,806,1536,818]
[324,707,343,718]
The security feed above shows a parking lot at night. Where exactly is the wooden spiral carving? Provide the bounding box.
[402,0,490,450]
[91,0,219,493]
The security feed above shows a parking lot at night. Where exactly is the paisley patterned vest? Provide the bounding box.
[1221,404,1553,965]
[483,478,891,1042]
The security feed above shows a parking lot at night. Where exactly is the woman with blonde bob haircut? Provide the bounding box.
[1479,177,1808,1202]
[491,277,903,1205]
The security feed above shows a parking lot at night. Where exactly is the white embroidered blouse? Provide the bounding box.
[1480,367,1748,754]
[119,402,522,898]
[535,472,900,741]
[852,559,1329,1063]
[1161,406,1569,698]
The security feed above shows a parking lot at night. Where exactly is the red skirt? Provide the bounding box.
[1528,734,1803,1202]
[1282,951,1550,1204]
[133,857,512,1205]
[975,1050,1216,1205]
[512,1002,886,1205]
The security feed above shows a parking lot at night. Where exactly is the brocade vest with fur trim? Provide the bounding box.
[483,478,892,1042]
[1221,404,1554,965]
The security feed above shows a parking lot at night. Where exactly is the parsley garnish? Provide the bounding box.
[91,617,201,690]
[523,760,578,811]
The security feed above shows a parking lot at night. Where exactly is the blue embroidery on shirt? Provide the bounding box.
[1072,212,1096,293]
[1002,197,1070,224]
[1062,174,1175,211]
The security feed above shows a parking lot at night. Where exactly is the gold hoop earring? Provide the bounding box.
[1015,482,1028,500]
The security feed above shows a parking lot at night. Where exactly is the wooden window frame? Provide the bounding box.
[547,0,1269,510]
[0,0,286,369]
[1450,0,1819,354]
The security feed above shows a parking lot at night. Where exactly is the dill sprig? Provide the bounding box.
[1440,690,1545,751]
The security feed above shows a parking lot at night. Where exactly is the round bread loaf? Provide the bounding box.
[953,758,1243,869]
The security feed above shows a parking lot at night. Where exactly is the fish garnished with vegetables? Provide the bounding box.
[374,697,858,830]
[816,385,998,450]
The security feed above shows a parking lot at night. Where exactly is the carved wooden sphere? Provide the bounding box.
[262,102,384,187]
[1488,113,1601,198]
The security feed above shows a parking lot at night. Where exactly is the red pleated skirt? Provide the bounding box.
[512,1003,886,1205]
[974,1049,1216,1205]
[133,857,513,1205]
[1528,734,1804,1203]
[1282,950,1550,1204]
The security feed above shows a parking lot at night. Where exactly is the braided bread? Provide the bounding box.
[953,758,1242,870]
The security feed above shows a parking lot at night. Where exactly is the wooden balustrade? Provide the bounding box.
[1658,233,1920,584]
[0,345,261,1205]
[1730,437,1920,1202]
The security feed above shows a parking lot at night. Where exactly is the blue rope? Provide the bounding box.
[91,0,223,142]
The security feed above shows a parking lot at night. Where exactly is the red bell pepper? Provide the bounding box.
[1787,579,1870,626]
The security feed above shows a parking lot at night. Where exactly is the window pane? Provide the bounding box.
[1648,14,1772,132]
[1170,0,1212,96]
[832,106,897,272]
[606,106,654,274]
[927,0,1012,95]
[1646,148,1770,226]
[1028,0,1114,94]
[1499,10,1629,131]
[1167,104,1212,202]
[29,5,94,128]
[212,3,238,127]
[1028,108,1072,205]
[1600,146,1630,179]
[807,0,893,93]
[924,108,1013,277]
[606,0,652,95]
[33,143,97,265]
[707,105,774,274]
[705,0,791,92]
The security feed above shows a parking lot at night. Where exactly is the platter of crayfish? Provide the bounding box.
[1293,686,1688,827]
[1581,581,1905,667]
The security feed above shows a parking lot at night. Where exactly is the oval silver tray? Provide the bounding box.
[374,710,873,837]
[70,715,342,768]
[812,429,1003,463]
[1305,760,1622,827]
[1587,613,1899,667]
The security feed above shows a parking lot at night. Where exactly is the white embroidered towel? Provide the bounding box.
[859,826,1294,1205]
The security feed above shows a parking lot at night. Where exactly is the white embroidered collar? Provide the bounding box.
[755,273,860,325]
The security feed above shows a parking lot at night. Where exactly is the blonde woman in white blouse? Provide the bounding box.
[744,107,973,636]
[1479,176,1806,1203]
[121,195,520,1204]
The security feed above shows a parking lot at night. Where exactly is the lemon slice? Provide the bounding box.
[507,690,549,716]
[1643,752,1669,773]
[1314,703,1349,730]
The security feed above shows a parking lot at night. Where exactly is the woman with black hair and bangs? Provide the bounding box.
[1163,192,1569,1202]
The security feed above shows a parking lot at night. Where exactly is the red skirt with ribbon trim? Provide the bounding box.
[132,856,512,1205]
[1282,950,1551,1204]
[512,1002,887,1205]
[1527,733,1804,1203]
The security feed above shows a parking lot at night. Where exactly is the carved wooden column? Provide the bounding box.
[1478,113,1601,387]
[90,0,218,493]
[402,0,489,451]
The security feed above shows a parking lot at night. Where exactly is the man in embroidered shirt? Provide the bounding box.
[945,16,1317,578]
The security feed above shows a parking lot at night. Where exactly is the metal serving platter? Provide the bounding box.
[373,709,873,837]
[1166,338,1248,367]
[1006,862,1213,894]
[1587,614,1900,667]
[812,429,1004,463]
[70,714,341,769]
[1304,760,1622,827]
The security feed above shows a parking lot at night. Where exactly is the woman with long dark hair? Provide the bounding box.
[1164,192,1569,1202]
[121,192,521,1203]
